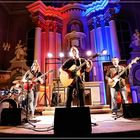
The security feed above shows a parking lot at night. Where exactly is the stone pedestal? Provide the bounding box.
[128,45,140,86]
[8,60,29,85]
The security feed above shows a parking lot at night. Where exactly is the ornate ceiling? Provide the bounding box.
[0,0,96,14]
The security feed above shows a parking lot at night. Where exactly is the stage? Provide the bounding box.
[1,111,140,138]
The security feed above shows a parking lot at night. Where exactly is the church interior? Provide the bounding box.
[1,0,140,138]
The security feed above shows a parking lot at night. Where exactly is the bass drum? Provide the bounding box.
[0,98,17,109]
[0,98,18,123]
[0,98,26,124]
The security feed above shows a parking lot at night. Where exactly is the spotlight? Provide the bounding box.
[101,49,108,55]
[86,50,92,56]
[59,52,64,58]
[47,53,53,58]
[69,52,73,57]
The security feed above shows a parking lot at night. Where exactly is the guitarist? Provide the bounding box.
[60,46,93,108]
[22,60,44,118]
[105,57,130,116]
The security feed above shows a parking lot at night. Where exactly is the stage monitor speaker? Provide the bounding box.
[54,107,92,136]
[1,108,21,126]
[123,103,140,118]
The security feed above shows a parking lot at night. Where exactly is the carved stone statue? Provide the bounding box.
[128,29,140,87]
[8,40,29,85]
[11,40,27,62]
[130,29,140,51]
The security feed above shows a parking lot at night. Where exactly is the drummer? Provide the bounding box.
[10,79,23,97]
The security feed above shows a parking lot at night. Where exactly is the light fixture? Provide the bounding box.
[86,50,92,56]
[47,52,53,58]
[59,52,64,58]
[69,52,73,57]
[101,49,108,55]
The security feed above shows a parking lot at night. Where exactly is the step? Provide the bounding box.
[90,108,111,114]
[86,104,110,109]
[37,104,111,115]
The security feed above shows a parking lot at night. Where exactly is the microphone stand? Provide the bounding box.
[74,58,80,107]
[75,75,79,107]
[23,77,36,128]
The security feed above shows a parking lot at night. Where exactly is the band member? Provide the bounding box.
[105,57,130,115]
[22,60,44,118]
[60,46,93,108]
[10,79,22,95]
[9,79,23,104]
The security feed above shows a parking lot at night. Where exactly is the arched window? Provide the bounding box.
[67,20,83,33]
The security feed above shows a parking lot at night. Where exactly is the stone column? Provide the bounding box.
[41,31,47,73]
[104,25,112,60]
[34,27,42,67]
[109,20,120,58]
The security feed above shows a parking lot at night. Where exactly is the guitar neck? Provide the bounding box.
[34,70,53,81]
[117,65,129,79]
[75,61,86,72]
[75,53,100,72]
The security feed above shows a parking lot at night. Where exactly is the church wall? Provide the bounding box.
[0,6,34,70]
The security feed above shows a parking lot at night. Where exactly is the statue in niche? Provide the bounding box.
[7,40,29,87]
[11,40,27,62]
[130,29,140,51]
[71,37,80,48]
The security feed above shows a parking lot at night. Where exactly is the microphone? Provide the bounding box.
[91,49,108,59]
[92,53,100,59]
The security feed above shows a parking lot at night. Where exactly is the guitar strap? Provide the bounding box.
[116,66,119,74]
[79,58,81,67]
[79,58,85,81]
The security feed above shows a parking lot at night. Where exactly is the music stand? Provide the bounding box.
[22,77,36,128]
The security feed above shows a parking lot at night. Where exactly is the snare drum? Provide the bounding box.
[17,91,27,102]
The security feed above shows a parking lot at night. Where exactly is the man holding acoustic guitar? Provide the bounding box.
[59,46,93,108]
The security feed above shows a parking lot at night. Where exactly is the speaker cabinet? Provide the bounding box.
[1,108,21,126]
[54,107,92,136]
[123,103,140,118]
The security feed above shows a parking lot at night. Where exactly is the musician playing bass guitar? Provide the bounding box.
[22,60,44,118]
[59,46,93,108]
[105,57,131,116]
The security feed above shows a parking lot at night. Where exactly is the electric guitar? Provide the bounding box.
[23,69,53,90]
[108,57,140,88]
[59,50,107,87]
[33,69,53,83]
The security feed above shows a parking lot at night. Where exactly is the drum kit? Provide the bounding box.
[0,78,37,127]
[0,80,27,111]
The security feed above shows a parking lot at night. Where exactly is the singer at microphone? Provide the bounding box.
[59,46,93,108]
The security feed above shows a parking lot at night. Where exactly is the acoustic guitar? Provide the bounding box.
[60,50,107,87]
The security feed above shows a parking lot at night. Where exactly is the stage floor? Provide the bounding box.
[1,112,140,138]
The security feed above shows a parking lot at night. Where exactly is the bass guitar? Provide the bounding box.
[60,50,107,87]
[108,57,140,88]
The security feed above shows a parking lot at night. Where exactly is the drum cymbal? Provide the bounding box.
[12,80,21,84]
[12,76,22,84]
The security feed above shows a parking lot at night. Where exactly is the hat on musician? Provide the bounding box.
[12,76,22,84]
